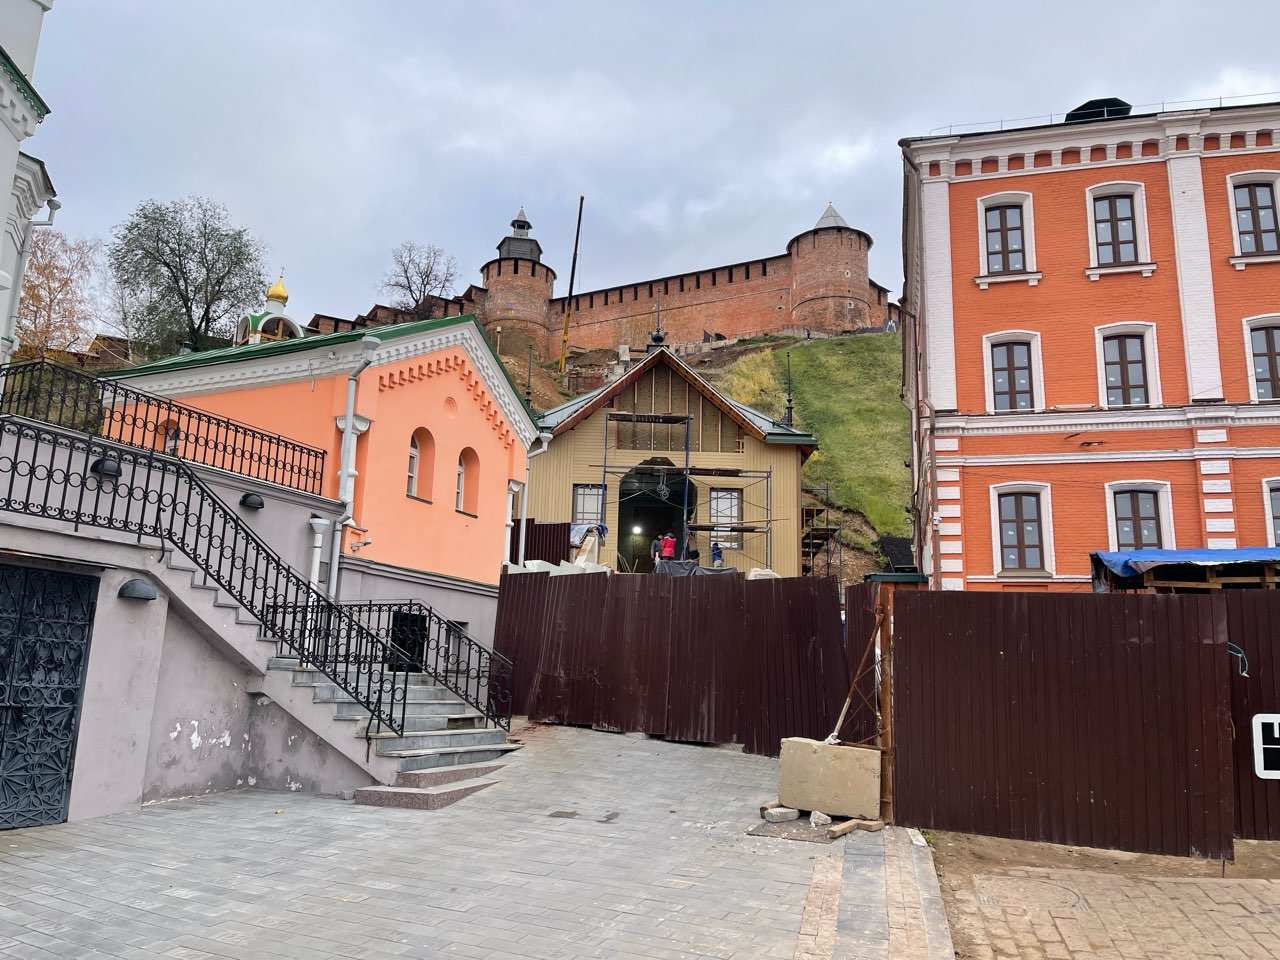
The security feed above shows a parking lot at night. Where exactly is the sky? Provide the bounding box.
[24,1,1280,324]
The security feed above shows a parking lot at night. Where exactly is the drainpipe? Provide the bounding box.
[2,198,61,363]
[328,335,381,599]
[307,517,329,589]
[517,432,554,566]
[503,479,522,568]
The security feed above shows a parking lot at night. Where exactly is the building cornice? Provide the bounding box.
[119,323,539,449]
[0,45,48,140]
[933,403,1280,437]
[340,554,499,598]
[938,445,1280,467]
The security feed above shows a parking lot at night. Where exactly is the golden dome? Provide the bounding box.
[266,275,289,305]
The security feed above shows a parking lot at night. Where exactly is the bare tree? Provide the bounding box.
[15,229,98,358]
[107,196,267,356]
[382,241,457,320]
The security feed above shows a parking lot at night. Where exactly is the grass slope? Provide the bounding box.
[720,333,911,538]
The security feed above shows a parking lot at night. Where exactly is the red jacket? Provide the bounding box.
[660,536,677,558]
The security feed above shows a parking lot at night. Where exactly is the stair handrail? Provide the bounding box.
[339,599,515,731]
[0,359,327,495]
[0,414,410,734]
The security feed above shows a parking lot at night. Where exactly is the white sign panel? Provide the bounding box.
[1252,714,1280,780]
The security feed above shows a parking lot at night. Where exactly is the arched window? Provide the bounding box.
[456,447,479,514]
[407,428,435,499]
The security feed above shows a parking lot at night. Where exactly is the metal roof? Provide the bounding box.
[813,202,849,230]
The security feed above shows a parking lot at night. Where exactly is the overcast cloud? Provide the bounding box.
[26,2,1280,321]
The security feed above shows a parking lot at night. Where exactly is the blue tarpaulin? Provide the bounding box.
[1093,547,1280,578]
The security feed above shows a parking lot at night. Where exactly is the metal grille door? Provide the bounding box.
[0,564,97,829]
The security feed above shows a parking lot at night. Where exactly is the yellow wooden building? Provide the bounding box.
[524,348,818,575]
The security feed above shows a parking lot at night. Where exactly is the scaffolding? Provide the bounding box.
[593,409,780,572]
[801,482,844,584]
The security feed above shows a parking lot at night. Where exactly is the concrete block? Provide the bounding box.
[778,737,880,820]
[763,805,799,823]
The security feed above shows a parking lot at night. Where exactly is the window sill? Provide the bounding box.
[455,509,478,519]
[975,271,1042,290]
[407,495,433,505]
[996,569,1053,579]
[1085,262,1156,280]
[1230,253,1280,270]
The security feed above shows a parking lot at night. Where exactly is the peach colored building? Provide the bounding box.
[113,308,537,637]
[902,98,1280,590]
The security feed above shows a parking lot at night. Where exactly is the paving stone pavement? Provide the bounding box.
[0,723,909,960]
[945,866,1280,959]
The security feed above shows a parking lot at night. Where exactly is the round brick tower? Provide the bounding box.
[787,203,874,334]
[479,209,556,358]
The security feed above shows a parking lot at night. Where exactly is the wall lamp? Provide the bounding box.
[89,457,122,479]
[117,578,158,601]
[239,492,266,510]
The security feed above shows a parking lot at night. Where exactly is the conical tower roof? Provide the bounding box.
[814,202,849,230]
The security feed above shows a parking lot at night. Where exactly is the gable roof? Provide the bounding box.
[538,348,818,449]
[108,313,539,447]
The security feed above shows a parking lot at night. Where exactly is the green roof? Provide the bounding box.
[109,313,536,428]
[0,45,49,120]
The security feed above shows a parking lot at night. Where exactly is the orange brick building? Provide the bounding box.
[313,206,900,359]
[901,98,1280,590]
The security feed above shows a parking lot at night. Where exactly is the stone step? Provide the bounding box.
[352,777,497,811]
[348,713,486,735]
[313,685,465,705]
[287,668,444,690]
[387,743,523,772]
[372,728,507,754]
[395,761,506,788]
[332,699,476,720]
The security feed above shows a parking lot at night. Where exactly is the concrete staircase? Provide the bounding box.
[155,545,521,810]
[272,657,522,809]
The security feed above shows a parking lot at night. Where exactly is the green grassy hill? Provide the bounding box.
[718,333,911,539]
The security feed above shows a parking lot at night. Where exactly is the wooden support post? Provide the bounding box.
[878,581,895,825]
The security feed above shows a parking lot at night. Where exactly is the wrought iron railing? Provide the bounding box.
[0,415,409,734]
[0,360,327,495]
[341,600,514,731]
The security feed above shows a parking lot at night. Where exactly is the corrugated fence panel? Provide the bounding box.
[492,570,550,715]
[509,520,572,565]
[1227,592,1280,840]
[892,591,1234,859]
[493,571,844,757]
[841,583,880,745]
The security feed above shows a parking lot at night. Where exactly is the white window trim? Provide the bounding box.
[1264,477,1280,547]
[1103,480,1176,552]
[1226,170,1280,268]
[975,191,1041,288]
[988,481,1056,577]
[407,436,420,496]
[1242,313,1280,403]
[981,330,1046,413]
[1094,322,1163,409]
[1084,181,1155,279]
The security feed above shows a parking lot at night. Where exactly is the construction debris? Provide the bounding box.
[764,805,800,823]
[827,818,885,839]
[809,810,833,827]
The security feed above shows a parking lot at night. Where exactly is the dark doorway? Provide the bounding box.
[617,460,697,572]
[0,563,98,829]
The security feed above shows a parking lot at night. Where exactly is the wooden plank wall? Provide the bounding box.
[892,590,1235,860]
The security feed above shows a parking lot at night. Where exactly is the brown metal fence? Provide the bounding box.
[1226,591,1280,840]
[508,520,572,565]
[891,590,1235,859]
[493,570,848,756]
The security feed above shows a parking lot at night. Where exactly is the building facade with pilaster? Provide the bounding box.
[901,98,1280,590]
